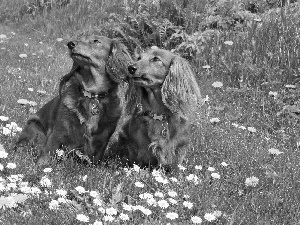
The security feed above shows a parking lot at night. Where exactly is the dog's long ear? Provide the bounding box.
[124,79,142,115]
[106,40,133,83]
[161,56,202,118]
[58,62,79,96]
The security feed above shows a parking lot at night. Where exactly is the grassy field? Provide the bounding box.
[0,1,300,224]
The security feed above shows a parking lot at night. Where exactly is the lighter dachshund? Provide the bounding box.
[116,47,202,169]
[15,35,133,165]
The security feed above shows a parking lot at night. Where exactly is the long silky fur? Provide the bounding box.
[161,56,202,119]
[106,40,133,84]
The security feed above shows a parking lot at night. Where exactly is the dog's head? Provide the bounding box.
[67,35,132,83]
[127,48,201,118]
[60,35,133,95]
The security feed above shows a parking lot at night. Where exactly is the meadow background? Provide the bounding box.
[0,0,300,224]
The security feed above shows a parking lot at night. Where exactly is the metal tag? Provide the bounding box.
[90,99,100,115]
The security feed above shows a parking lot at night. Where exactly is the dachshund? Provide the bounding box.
[116,47,202,169]
[15,35,133,165]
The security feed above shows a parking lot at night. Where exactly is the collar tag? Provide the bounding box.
[153,114,164,121]
[90,99,100,115]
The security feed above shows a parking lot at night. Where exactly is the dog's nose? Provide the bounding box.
[67,41,76,50]
[128,65,137,75]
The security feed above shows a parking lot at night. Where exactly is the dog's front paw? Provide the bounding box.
[36,155,51,166]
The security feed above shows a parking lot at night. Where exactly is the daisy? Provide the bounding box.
[82,175,88,182]
[151,169,161,177]
[213,210,222,217]
[211,173,221,179]
[0,34,7,39]
[119,213,129,221]
[170,177,178,182]
[167,190,177,198]
[268,148,283,155]
[43,168,52,173]
[147,197,157,206]
[75,186,86,194]
[135,181,144,188]
[49,200,60,210]
[106,207,117,215]
[40,176,51,187]
[122,203,133,211]
[191,216,202,224]
[245,176,259,187]
[6,163,16,169]
[157,200,169,209]
[224,41,233,45]
[141,207,152,216]
[0,150,8,159]
[93,198,103,206]
[56,149,64,157]
[212,81,223,88]
[285,84,296,89]
[247,127,257,133]
[204,213,216,222]
[207,167,215,172]
[76,214,89,223]
[57,197,67,204]
[155,176,169,184]
[154,191,164,198]
[139,192,153,200]
[239,125,246,130]
[19,54,27,58]
[195,165,202,170]
[210,117,220,123]
[202,65,211,69]
[183,194,190,199]
[133,164,140,172]
[178,164,187,171]
[221,162,228,167]
[168,198,178,205]
[183,201,193,209]
[89,191,98,198]
[166,212,178,220]
[98,207,105,213]
[0,116,9,121]
[268,91,278,97]
[103,215,115,222]
[56,189,67,197]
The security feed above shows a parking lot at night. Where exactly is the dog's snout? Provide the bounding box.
[128,65,137,75]
[67,41,76,50]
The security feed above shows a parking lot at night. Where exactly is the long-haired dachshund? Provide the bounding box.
[15,35,133,165]
[116,47,202,169]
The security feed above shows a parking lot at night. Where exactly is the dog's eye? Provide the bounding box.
[94,40,100,44]
[137,56,141,61]
[152,56,160,62]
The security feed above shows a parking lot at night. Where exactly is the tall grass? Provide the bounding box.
[0,0,300,224]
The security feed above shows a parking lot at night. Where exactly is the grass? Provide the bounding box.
[0,1,300,224]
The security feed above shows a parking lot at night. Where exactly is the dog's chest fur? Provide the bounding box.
[62,77,121,138]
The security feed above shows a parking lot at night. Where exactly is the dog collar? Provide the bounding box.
[82,89,107,99]
[82,89,107,115]
[136,104,169,121]
[141,111,168,121]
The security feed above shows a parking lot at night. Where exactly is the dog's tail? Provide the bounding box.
[14,115,47,150]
